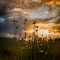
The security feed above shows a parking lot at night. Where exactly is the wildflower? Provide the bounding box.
[33,32,35,35]
[19,34,21,36]
[35,25,39,32]
[13,20,15,22]
[35,25,39,28]
[29,35,31,38]
[15,20,17,23]
[13,20,17,24]
[36,29,38,32]
[24,19,27,24]
[39,50,43,53]
[28,40,30,42]
[19,34,21,39]
[25,32,27,36]
[33,20,36,24]
[25,19,27,22]
[16,26,18,29]
[24,22,25,24]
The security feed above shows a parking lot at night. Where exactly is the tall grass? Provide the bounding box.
[0,38,60,60]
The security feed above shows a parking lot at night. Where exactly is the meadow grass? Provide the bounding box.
[0,38,60,60]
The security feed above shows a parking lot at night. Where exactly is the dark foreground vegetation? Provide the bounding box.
[0,37,60,60]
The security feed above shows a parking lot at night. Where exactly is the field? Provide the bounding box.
[0,38,60,60]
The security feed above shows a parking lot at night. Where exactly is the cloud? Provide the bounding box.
[0,18,13,33]
[0,2,7,16]
[27,5,57,19]
[53,8,60,24]
[0,0,60,16]
[0,0,60,38]
[0,17,5,22]
[54,18,60,24]
[0,13,25,37]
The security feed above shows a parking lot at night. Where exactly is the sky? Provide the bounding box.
[0,0,60,39]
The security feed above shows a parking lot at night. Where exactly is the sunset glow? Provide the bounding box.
[0,0,60,39]
[0,1,60,60]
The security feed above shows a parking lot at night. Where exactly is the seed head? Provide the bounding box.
[33,20,36,24]
[16,26,18,29]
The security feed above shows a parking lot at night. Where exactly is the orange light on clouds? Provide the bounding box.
[28,30,33,33]
[47,0,60,7]
[24,22,60,37]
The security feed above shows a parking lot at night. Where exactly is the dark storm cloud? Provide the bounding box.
[0,1,7,16]
[0,18,13,33]
[0,0,22,16]
[0,13,26,37]
[0,0,26,37]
